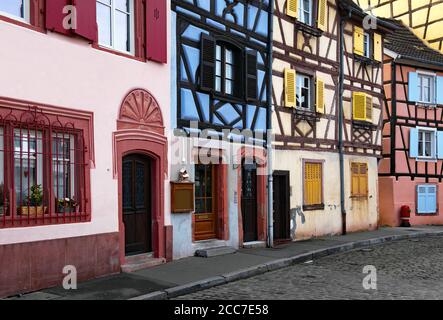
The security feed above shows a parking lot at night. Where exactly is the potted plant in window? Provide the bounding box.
[0,183,8,216]
[56,197,78,214]
[20,184,47,216]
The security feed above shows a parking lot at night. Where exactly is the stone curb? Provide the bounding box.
[131,230,443,300]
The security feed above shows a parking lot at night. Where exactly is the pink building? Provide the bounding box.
[0,0,170,298]
[379,19,443,227]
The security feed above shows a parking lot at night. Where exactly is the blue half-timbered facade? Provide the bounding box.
[172,0,270,137]
[170,0,272,259]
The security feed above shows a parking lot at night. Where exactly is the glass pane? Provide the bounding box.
[418,140,423,157]
[301,87,309,109]
[216,61,221,77]
[205,199,212,213]
[425,142,432,157]
[0,0,24,18]
[195,199,204,214]
[216,45,221,60]
[225,49,233,64]
[225,79,233,95]
[122,161,132,208]
[135,162,145,208]
[215,76,222,92]
[114,11,130,52]
[115,0,129,12]
[225,64,232,79]
[97,2,112,47]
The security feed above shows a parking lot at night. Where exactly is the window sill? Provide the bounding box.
[92,43,145,63]
[416,212,438,216]
[294,21,323,37]
[353,54,381,66]
[0,14,45,34]
[303,204,325,211]
[293,108,320,122]
[352,120,377,131]
[416,157,438,163]
[415,102,437,108]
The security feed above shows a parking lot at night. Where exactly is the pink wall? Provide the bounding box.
[0,4,171,246]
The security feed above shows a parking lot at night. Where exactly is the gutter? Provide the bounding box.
[266,0,274,248]
[338,9,350,235]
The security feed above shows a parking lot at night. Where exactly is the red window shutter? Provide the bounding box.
[72,0,98,42]
[146,0,167,63]
[45,0,71,35]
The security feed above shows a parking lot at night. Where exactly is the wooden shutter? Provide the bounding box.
[417,185,437,214]
[409,128,419,158]
[200,34,216,91]
[246,50,258,101]
[304,163,322,206]
[316,79,325,113]
[351,163,368,197]
[353,26,364,56]
[365,95,373,122]
[317,0,327,31]
[45,0,71,35]
[353,92,366,121]
[284,69,296,108]
[72,0,98,42]
[146,0,167,63]
[373,33,382,62]
[287,0,298,18]
[437,131,443,159]
[408,72,419,102]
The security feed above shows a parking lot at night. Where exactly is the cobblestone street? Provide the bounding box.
[177,236,443,300]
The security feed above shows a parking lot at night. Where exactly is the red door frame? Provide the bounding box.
[237,147,267,245]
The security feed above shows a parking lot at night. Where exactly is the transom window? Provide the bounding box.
[418,73,436,104]
[298,0,313,25]
[296,74,312,110]
[97,0,134,54]
[0,0,29,22]
[418,128,436,159]
[215,43,239,96]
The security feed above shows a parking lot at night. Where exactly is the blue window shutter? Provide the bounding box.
[436,76,443,105]
[437,131,443,159]
[417,185,427,214]
[409,128,419,158]
[427,186,437,213]
[408,72,419,102]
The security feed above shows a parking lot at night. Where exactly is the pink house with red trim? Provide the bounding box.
[379,19,443,227]
[0,0,171,298]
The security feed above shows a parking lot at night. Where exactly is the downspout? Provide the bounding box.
[338,10,350,235]
[266,0,274,248]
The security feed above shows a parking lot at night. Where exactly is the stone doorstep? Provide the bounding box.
[242,241,266,249]
[121,254,166,273]
[195,246,237,258]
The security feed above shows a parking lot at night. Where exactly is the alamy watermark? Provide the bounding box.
[362,265,377,290]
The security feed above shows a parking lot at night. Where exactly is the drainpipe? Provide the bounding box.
[266,0,274,248]
[338,12,349,235]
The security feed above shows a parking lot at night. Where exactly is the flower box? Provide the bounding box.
[19,206,47,216]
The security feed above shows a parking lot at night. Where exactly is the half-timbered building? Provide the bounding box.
[379,19,443,226]
[170,0,272,258]
[271,0,394,241]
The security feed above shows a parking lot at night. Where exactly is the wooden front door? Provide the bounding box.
[241,163,258,242]
[122,154,152,256]
[194,164,217,241]
[273,171,290,241]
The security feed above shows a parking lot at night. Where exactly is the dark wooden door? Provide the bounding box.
[122,154,151,256]
[242,163,258,242]
[194,164,217,241]
[273,171,290,241]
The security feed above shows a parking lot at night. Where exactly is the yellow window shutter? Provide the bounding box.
[317,0,327,31]
[353,26,364,56]
[351,163,360,196]
[353,92,366,121]
[316,79,325,114]
[287,0,298,18]
[373,33,382,62]
[365,95,373,122]
[284,68,296,108]
[304,162,322,206]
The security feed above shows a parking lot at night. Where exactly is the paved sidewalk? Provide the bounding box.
[9,226,443,300]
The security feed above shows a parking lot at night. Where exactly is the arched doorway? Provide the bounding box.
[113,89,168,264]
[122,154,152,256]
